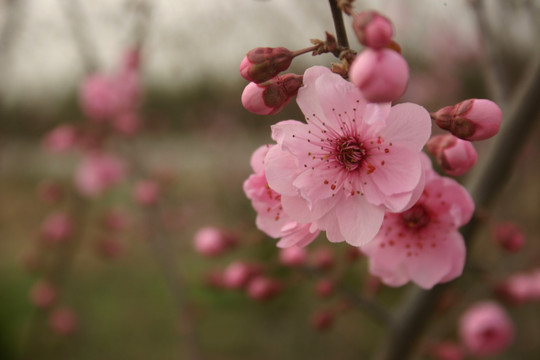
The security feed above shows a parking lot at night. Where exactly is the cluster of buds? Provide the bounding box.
[241,74,303,115]
[348,10,408,103]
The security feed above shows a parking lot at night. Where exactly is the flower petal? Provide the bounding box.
[380,103,431,151]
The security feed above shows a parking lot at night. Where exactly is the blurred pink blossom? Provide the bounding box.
[222,262,259,289]
[30,280,57,308]
[279,246,307,267]
[193,227,236,257]
[74,152,127,197]
[42,124,78,153]
[492,222,525,253]
[459,301,514,357]
[246,276,281,301]
[49,307,78,335]
[40,212,73,245]
[134,180,161,206]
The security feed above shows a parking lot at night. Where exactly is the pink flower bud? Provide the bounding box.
[134,180,161,206]
[42,125,78,153]
[279,246,307,267]
[49,307,78,335]
[193,227,236,257]
[427,134,478,176]
[239,47,294,83]
[204,270,225,288]
[310,309,334,331]
[459,301,514,357]
[30,280,57,308]
[349,48,409,103]
[121,48,141,73]
[352,11,394,49]
[222,262,258,289]
[315,279,335,298]
[432,99,502,141]
[102,209,129,231]
[345,247,363,261]
[241,74,303,115]
[495,274,531,305]
[492,222,525,253]
[40,212,73,245]
[246,276,281,301]
[74,152,127,197]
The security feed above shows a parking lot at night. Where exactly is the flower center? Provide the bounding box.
[401,204,430,230]
[334,136,366,171]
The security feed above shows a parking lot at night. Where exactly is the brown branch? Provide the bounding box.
[328,0,349,49]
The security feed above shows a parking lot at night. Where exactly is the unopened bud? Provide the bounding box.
[352,11,394,49]
[492,222,525,253]
[310,309,334,331]
[133,180,161,206]
[311,247,335,270]
[222,261,259,289]
[193,227,237,257]
[241,74,303,115]
[432,99,502,141]
[427,134,477,176]
[315,279,335,298]
[349,48,409,103]
[30,280,57,308]
[239,47,294,83]
[49,307,78,335]
[246,276,281,301]
[279,246,307,267]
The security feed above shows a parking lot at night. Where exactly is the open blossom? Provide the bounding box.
[42,124,78,153]
[74,152,127,197]
[361,155,474,289]
[459,301,514,357]
[244,144,320,248]
[264,66,431,246]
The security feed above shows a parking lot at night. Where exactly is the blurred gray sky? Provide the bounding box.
[0,0,536,107]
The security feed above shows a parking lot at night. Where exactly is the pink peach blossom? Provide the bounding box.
[244,144,320,248]
[427,134,478,176]
[349,49,409,103]
[459,301,514,357]
[265,66,430,246]
[74,152,127,197]
[113,111,140,136]
[361,156,474,289]
[42,124,78,153]
[193,227,235,257]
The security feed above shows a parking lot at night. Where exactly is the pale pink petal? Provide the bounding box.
[250,144,272,173]
[335,195,385,246]
[367,144,422,195]
[264,145,299,196]
[380,103,432,151]
[281,194,338,223]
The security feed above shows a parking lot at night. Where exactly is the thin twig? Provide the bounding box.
[470,0,510,104]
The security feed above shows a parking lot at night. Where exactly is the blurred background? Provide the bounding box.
[1,0,539,359]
